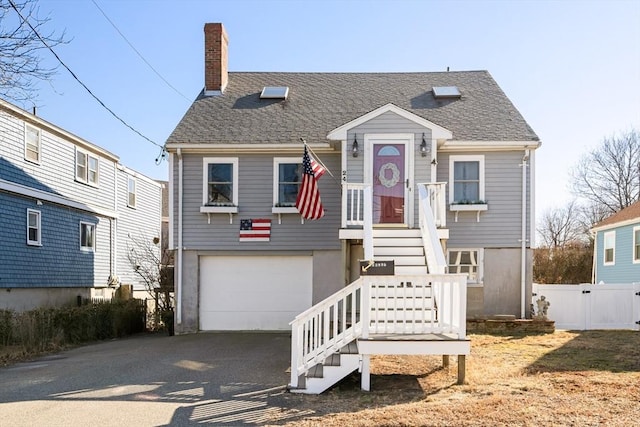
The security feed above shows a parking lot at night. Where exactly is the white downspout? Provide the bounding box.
[177,148,183,325]
[113,162,118,280]
[520,149,530,319]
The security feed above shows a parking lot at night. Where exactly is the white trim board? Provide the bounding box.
[0,178,117,218]
[327,103,453,141]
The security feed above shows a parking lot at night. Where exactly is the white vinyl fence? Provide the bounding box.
[532,283,640,331]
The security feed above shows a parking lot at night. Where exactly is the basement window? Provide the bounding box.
[448,249,483,284]
[432,86,461,99]
[260,86,289,99]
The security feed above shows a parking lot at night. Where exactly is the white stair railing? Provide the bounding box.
[290,277,364,389]
[422,182,447,227]
[363,186,373,261]
[418,184,447,274]
[290,273,468,389]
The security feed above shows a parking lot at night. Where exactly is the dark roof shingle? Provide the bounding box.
[167,71,539,145]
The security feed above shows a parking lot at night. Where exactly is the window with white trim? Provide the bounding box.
[273,157,302,208]
[202,158,238,207]
[633,226,640,263]
[448,249,483,283]
[127,176,136,208]
[80,222,96,252]
[76,149,99,185]
[603,230,615,265]
[27,209,41,246]
[449,155,485,204]
[25,124,41,163]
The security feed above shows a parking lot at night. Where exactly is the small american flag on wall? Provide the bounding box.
[239,219,271,242]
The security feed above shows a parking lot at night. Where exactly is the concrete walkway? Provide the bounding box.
[0,332,313,426]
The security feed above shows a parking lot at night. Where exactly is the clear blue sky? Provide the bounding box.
[20,0,640,219]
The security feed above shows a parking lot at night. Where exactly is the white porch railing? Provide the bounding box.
[418,184,447,274]
[290,274,467,388]
[342,182,447,229]
[342,183,367,227]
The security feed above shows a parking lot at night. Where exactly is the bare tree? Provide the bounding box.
[571,129,640,215]
[537,200,587,248]
[0,0,67,104]
[126,233,173,314]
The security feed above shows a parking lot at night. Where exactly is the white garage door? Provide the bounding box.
[199,256,313,330]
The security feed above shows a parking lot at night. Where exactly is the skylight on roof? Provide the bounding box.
[432,86,461,99]
[260,86,289,99]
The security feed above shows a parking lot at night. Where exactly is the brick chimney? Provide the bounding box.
[204,23,228,95]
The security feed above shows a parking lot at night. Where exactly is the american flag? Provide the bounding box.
[295,145,326,220]
[239,219,271,242]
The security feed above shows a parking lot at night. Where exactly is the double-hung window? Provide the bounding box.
[273,158,302,210]
[25,124,41,164]
[76,149,99,185]
[449,155,485,204]
[80,222,96,252]
[603,230,615,265]
[27,209,41,246]
[634,226,640,264]
[202,157,238,212]
[448,249,483,283]
[127,176,137,208]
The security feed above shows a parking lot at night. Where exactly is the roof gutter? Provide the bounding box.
[164,142,334,153]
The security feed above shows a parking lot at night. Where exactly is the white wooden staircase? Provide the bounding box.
[372,228,428,275]
[289,183,469,394]
[289,274,469,394]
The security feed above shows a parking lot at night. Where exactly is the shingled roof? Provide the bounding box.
[592,200,640,230]
[166,71,539,145]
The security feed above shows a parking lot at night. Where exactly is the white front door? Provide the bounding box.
[365,134,413,226]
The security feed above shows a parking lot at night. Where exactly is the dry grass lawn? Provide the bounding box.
[276,331,640,426]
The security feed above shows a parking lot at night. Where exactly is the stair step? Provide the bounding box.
[339,341,359,354]
[380,256,426,266]
[373,237,423,247]
[373,229,422,238]
[395,266,428,275]
[324,353,341,366]
[374,246,424,256]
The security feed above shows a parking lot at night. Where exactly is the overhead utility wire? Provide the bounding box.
[91,0,190,102]
[8,0,164,153]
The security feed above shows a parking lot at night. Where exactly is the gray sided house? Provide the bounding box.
[166,23,540,334]
[0,98,162,311]
[591,200,640,284]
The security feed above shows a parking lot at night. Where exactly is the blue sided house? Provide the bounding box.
[591,200,640,284]
[0,98,163,311]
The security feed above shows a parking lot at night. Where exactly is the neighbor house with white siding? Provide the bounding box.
[0,98,162,311]
[166,23,541,393]
[591,200,640,284]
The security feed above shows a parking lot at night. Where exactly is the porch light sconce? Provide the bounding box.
[352,135,359,157]
[420,133,427,157]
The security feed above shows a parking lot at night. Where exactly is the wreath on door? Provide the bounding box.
[378,162,400,188]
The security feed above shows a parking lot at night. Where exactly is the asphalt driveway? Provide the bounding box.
[0,332,313,426]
